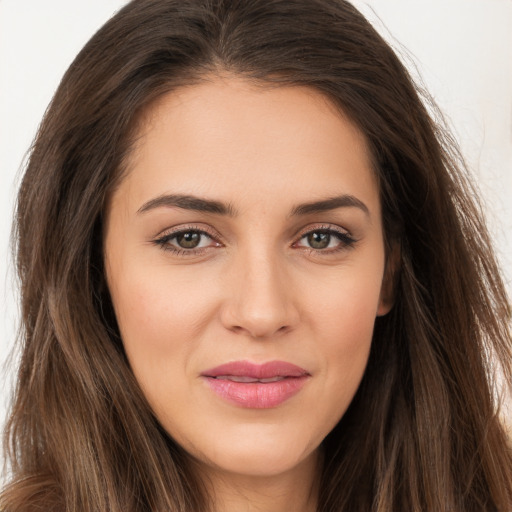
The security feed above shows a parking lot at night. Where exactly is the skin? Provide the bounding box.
[104,75,392,512]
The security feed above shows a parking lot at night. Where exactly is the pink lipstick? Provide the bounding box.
[201,360,309,408]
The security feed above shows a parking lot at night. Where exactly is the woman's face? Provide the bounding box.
[104,77,391,480]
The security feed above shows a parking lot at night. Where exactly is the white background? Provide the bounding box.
[1,0,511,459]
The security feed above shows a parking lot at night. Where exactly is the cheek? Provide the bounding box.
[307,263,383,343]
[305,266,383,404]
[108,265,216,380]
[320,296,375,384]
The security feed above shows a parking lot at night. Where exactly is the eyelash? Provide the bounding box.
[153,225,220,256]
[153,224,357,256]
[294,225,357,254]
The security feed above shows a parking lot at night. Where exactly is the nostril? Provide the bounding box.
[228,324,292,339]
[219,280,300,338]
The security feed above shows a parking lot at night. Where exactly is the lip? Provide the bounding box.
[201,360,310,409]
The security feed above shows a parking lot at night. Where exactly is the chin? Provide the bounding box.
[181,423,320,478]
[205,447,314,478]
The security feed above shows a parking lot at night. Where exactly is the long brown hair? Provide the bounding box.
[2,0,511,510]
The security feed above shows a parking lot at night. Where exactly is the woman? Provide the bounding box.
[2,0,511,510]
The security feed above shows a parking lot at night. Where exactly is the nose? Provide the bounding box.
[219,250,300,339]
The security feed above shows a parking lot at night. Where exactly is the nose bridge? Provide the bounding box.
[221,242,298,338]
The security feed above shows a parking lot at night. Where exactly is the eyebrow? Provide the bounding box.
[137,193,369,217]
[290,195,370,217]
[137,194,237,216]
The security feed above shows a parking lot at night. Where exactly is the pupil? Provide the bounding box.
[308,231,330,249]
[177,232,200,249]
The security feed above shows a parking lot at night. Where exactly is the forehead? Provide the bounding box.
[113,76,378,215]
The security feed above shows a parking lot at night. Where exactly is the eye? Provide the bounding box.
[154,228,221,253]
[173,231,209,249]
[294,227,356,252]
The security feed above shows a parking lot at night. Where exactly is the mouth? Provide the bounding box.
[201,360,310,409]
[213,375,289,383]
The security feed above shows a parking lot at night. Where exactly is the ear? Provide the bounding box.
[377,242,400,317]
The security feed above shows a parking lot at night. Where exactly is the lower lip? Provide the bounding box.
[204,376,309,408]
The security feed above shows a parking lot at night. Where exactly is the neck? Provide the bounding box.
[198,450,321,512]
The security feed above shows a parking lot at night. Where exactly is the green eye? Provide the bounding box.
[155,229,219,253]
[296,228,356,252]
[306,231,331,249]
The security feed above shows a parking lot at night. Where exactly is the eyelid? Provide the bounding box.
[292,223,357,251]
[152,223,224,254]
[154,223,221,242]
[294,223,353,240]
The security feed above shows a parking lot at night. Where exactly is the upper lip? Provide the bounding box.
[201,360,309,379]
